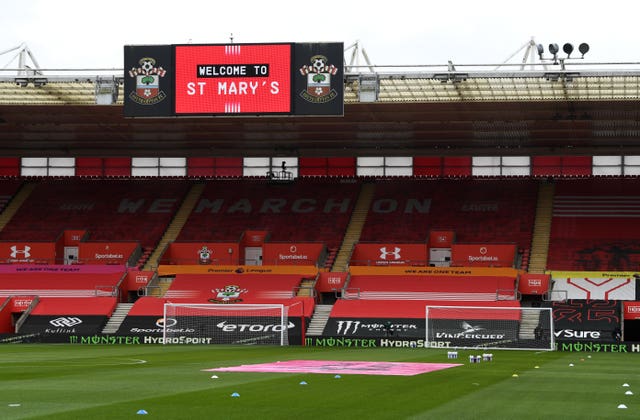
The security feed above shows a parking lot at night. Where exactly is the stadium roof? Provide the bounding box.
[1,63,640,157]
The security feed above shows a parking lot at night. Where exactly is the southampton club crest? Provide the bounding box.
[198,246,211,264]
[128,57,167,105]
[209,285,247,304]
[299,54,339,104]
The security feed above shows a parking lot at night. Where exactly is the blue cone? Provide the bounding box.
[299,381,308,385]
[334,375,341,379]
[137,409,148,415]
[231,392,240,397]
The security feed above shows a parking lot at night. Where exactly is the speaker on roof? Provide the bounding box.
[579,43,590,57]
[563,43,574,57]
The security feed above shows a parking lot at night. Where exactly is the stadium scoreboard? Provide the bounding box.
[124,43,343,117]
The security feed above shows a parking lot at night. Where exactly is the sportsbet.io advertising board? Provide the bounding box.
[124,42,343,117]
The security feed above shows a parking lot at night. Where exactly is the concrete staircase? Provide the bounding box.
[296,277,316,297]
[518,307,542,340]
[528,181,555,274]
[331,182,376,272]
[144,182,205,270]
[101,303,134,334]
[305,304,333,336]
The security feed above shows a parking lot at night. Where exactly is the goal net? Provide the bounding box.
[162,303,289,345]
[425,305,554,351]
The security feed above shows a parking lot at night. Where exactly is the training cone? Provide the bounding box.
[618,404,627,409]
[623,383,630,387]
[299,381,308,385]
[512,374,518,377]
[210,375,218,379]
[625,391,633,395]
[569,363,574,367]
[534,366,539,369]
[136,409,148,415]
[334,375,341,379]
[231,392,240,398]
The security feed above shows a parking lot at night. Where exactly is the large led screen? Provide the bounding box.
[174,44,292,115]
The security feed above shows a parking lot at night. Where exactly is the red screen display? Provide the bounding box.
[174,44,291,114]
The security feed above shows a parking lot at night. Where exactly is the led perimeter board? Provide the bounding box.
[124,42,343,117]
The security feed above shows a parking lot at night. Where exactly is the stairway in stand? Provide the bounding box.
[101,303,135,334]
[528,181,555,274]
[331,182,376,272]
[305,304,333,336]
[144,182,205,270]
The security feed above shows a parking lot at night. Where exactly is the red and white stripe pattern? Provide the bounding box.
[224,102,241,113]
[225,45,241,56]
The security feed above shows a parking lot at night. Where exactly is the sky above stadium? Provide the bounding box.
[2,0,640,70]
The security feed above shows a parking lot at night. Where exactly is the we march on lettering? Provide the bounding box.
[111,197,432,214]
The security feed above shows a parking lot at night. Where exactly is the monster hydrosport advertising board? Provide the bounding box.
[325,318,423,338]
[124,43,343,117]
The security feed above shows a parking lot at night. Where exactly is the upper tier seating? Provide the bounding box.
[0,179,191,249]
[177,178,360,248]
[547,178,640,271]
[0,179,23,213]
[359,178,537,250]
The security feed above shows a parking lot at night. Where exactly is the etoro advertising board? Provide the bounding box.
[124,43,343,117]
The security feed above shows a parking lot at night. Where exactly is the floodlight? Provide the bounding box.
[548,43,559,55]
[563,43,574,57]
[578,43,590,57]
[536,44,544,58]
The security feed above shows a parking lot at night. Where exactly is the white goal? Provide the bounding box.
[425,305,554,351]
[162,303,289,345]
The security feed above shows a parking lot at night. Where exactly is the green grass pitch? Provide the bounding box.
[0,344,637,419]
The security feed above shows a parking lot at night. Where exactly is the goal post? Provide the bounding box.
[425,305,554,351]
[162,303,289,345]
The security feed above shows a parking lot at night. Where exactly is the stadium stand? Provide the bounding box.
[163,273,309,301]
[0,271,126,298]
[0,179,22,213]
[359,178,537,251]
[28,296,118,316]
[0,178,191,249]
[2,47,639,346]
[329,298,522,319]
[547,178,640,271]
[343,274,518,301]
[176,178,360,248]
